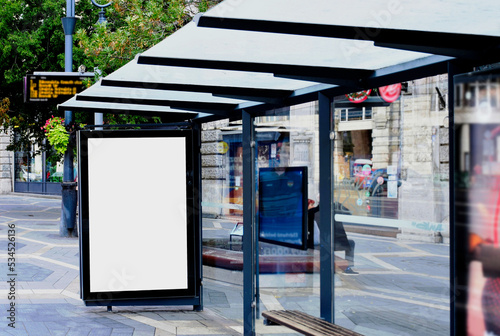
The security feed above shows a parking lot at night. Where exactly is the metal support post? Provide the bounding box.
[318,92,335,323]
[95,113,104,130]
[60,0,77,237]
[243,110,256,336]
[448,61,457,336]
[193,122,203,312]
[448,61,473,336]
[91,0,111,130]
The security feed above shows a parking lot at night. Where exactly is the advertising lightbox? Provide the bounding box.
[78,129,200,306]
[258,166,308,250]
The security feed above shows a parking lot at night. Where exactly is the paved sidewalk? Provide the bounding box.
[0,194,249,336]
[0,194,450,335]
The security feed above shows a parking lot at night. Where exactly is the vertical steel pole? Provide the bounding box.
[243,110,256,335]
[60,0,77,237]
[95,113,104,130]
[319,92,334,323]
[448,61,472,336]
[193,122,203,312]
[91,0,111,130]
[448,61,456,336]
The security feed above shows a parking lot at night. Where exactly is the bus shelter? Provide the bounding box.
[59,1,500,334]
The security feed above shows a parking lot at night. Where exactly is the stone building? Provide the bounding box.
[0,130,13,194]
[1,74,451,239]
[200,75,450,241]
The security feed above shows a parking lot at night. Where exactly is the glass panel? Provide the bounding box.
[339,107,373,122]
[333,76,450,335]
[455,70,500,336]
[200,104,321,334]
[202,0,499,37]
[15,151,29,182]
[14,145,43,182]
[78,85,247,104]
[30,144,43,182]
[199,120,244,321]
[58,96,202,117]
[141,22,432,72]
[106,61,319,92]
[253,102,321,333]
[46,149,64,183]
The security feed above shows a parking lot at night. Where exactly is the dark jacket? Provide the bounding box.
[307,202,351,250]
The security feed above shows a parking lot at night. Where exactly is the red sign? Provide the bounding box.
[379,83,402,103]
[346,89,372,103]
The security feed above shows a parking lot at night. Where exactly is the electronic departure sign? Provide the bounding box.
[24,72,94,103]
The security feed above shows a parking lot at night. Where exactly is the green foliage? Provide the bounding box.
[75,0,194,76]
[42,117,69,156]
[0,98,10,128]
[0,0,97,152]
[75,0,222,126]
[0,0,221,153]
[42,116,85,160]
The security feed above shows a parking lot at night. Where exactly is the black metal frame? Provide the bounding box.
[197,16,500,60]
[451,67,500,335]
[52,5,500,333]
[77,129,202,309]
[257,166,308,250]
[242,110,257,333]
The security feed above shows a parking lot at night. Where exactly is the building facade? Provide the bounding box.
[200,75,450,241]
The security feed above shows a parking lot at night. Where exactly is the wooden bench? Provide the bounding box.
[262,310,363,336]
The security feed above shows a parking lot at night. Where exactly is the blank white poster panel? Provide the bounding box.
[88,137,188,292]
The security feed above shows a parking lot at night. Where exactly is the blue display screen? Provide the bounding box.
[258,167,307,249]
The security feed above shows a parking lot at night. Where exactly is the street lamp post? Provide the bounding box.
[91,0,112,129]
[92,0,112,24]
[60,0,77,237]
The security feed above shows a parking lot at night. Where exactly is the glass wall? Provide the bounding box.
[333,76,450,335]
[455,69,500,336]
[200,74,450,335]
[255,102,321,330]
[14,143,65,194]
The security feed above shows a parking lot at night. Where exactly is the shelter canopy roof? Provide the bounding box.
[199,0,500,37]
[59,96,207,121]
[138,21,433,76]
[59,0,499,119]
[197,0,500,59]
[103,61,322,93]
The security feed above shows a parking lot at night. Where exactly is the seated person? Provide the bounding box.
[308,201,357,274]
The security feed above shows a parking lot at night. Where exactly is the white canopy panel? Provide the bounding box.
[200,0,500,37]
[58,96,208,120]
[104,60,324,93]
[139,21,432,72]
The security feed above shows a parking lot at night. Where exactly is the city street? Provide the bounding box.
[0,194,449,335]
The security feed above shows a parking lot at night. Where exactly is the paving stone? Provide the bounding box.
[0,262,53,282]
[0,194,453,336]
[1,327,30,336]
[88,328,114,336]
[110,328,134,336]
[49,329,71,336]
[130,329,155,336]
[23,321,53,336]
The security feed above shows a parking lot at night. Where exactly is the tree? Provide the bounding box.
[74,0,221,124]
[0,0,97,152]
[0,0,220,152]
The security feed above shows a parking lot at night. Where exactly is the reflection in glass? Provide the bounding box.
[456,71,500,336]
